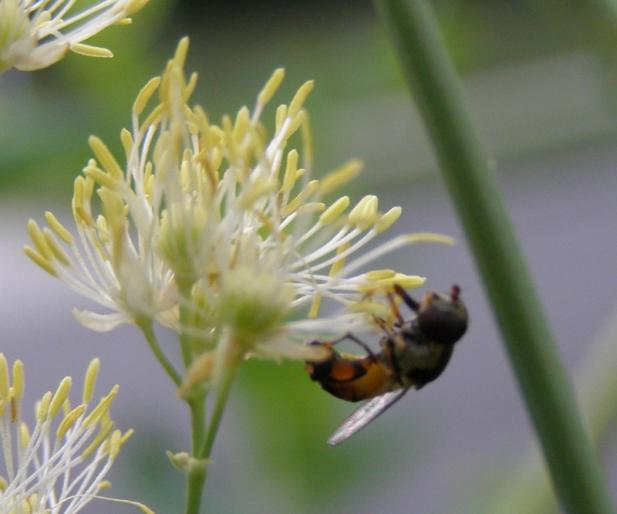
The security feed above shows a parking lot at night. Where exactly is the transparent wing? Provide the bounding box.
[327,388,410,446]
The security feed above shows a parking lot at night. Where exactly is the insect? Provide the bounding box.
[306,284,468,445]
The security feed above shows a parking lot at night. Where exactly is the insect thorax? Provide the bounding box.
[389,324,455,388]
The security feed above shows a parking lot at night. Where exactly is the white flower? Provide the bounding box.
[0,355,138,513]
[26,37,453,366]
[0,0,149,73]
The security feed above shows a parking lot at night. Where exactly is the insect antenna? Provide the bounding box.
[393,284,420,313]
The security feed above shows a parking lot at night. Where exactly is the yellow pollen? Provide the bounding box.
[289,80,314,118]
[44,211,73,244]
[83,358,100,404]
[258,68,285,107]
[70,44,113,58]
[319,159,363,195]
[282,150,299,193]
[56,404,87,439]
[0,355,8,400]
[282,180,319,216]
[329,242,349,277]
[23,246,57,276]
[88,136,124,179]
[49,377,72,419]
[320,196,350,224]
[375,207,402,234]
[12,360,24,401]
[365,269,396,281]
[275,104,288,133]
[19,423,30,449]
[349,195,379,229]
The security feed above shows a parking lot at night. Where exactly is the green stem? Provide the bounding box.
[374,1,615,513]
[199,363,236,460]
[137,319,182,387]
[184,396,208,514]
[178,280,196,368]
[184,458,207,514]
[189,395,207,453]
[183,362,237,514]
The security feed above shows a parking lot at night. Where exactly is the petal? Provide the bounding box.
[72,309,131,332]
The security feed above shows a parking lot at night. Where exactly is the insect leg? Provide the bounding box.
[330,333,377,359]
[386,291,405,326]
[393,284,420,313]
[384,337,404,386]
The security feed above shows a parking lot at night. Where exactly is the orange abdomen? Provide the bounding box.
[306,348,395,402]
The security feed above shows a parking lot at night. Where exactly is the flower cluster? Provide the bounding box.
[0,355,138,513]
[25,38,452,375]
[0,0,149,73]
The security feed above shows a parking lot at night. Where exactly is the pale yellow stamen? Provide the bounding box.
[37,391,52,423]
[239,180,277,209]
[375,207,402,234]
[329,242,349,277]
[44,211,73,244]
[258,68,285,107]
[406,233,456,245]
[282,180,319,216]
[289,80,314,118]
[89,136,124,179]
[27,220,53,261]
[19,423,30,449]
[275,104,288,133]
[84,386,119,428]
[349,195,379,229]
[320,196,350,224]
[57,404,87,439]
[12,360,24,401]
[320,159,363,195]
[70,43,113,58]
[282,150,299,192]
[120,128,134,157]
[49,377,72,419]
[43,229,71,266]
[0,355,9,400]
[82,419,114,458]
[83,358,100,404]
[365,269,396,281]
[24,246,57,276]
[309,294,322,318]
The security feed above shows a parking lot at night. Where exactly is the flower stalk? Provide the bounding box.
[373,1,615,513]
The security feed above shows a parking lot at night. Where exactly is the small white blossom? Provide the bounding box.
[0,355,137,513]
[0,0,149,73]
[26,38,453,369]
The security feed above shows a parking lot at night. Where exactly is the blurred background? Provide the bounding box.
[1,0,617,512]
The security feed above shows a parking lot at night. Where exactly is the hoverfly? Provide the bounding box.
[306,284,468,445]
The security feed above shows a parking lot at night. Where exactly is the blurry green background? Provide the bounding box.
[1,1,617,513]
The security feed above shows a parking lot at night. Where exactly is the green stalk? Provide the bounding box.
[373,1,615,513]
[183,360,237,514]
[485,305,617,514]
[178,280,197,368]
[184,397,208,514]
[137,319,182,387]
[199,363,236,459]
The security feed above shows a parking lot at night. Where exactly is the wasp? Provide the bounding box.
[306,284,468,445]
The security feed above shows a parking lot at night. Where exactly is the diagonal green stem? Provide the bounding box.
[183,359,237,514]
[374,1,615,513]
[137,319,182,387]
[199,363,236,460]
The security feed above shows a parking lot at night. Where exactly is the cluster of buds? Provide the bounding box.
[25,38,452,389]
